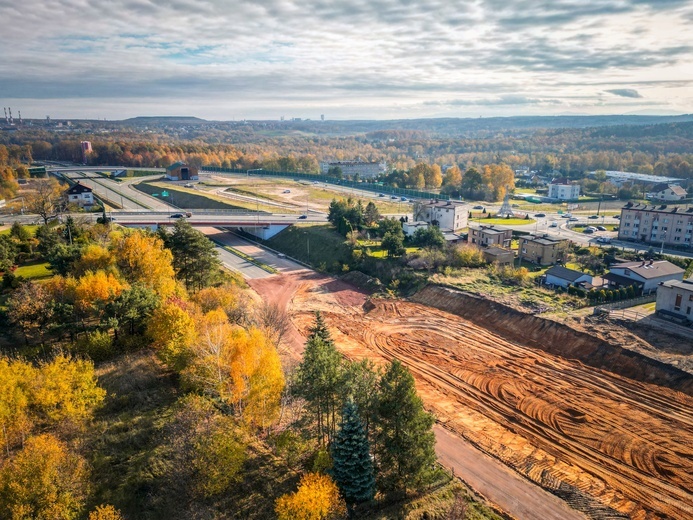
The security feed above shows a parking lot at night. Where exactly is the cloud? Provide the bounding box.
[605,89,643,98]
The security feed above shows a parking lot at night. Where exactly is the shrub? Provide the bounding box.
[74,330,114,362]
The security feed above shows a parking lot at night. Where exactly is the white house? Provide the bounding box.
[656,277,693,323]
[66,182,94,207]
[414,200,468,231]
[605,260,685,293]
[548,178,580,201]
[403,221,429,237]
[544,265,593,288]
[647,183,687,202]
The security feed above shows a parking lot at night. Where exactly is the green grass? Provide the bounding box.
[11,260,52,280]
[0,225,40,236]
[470,217,536,225]
[265,224,352,271]
[134,182,250,211]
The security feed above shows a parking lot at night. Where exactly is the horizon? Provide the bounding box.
[2,1,692,120]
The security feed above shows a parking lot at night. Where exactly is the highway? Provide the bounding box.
[61,171,173,210]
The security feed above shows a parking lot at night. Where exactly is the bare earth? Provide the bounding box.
[249,272,693,520]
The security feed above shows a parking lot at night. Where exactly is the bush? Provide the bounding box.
[73,330,114,361]
[449,245,485,268]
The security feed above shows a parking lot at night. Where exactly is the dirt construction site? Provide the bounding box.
[250,273,693,520]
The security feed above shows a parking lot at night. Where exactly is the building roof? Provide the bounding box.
[66,182,92,194]
[522,234,569,246]
[470,225,510,235]
[621,203,693,214]
[483,247,513,257]
[550,177,575,185]
[611,260,685,280]
[659,277,693,291]
[650,183,687,196]
[545,265,590,282]
[166,161,187,171]
[421,200,467,209]
[603,272,643,287]
[591,170,684,184]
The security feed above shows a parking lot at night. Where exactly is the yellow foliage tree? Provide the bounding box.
[0,357,36,456]
[73,244,115,277]
[112,231,176,298]
[74,270,126,320]
[146,301,197,371]
[184,311,285,429]
[88,504,125,520]
[443,165,463,188]
[275,473,346,520]
[33,354,106,424]
[192,416,246,497]
[481,163,515,200]
[0,433,89,520]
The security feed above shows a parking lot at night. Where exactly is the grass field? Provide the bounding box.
[0,225,40,236]
[470,216,536,225]
[265,224,352,271]
[11,260,52,280]
[134,182,254,211]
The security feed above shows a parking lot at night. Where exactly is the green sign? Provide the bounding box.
[161,191,169,197]
[152,193,160,197]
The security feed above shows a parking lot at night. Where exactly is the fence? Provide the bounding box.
[201,166,451,201]
[592,293,656,315]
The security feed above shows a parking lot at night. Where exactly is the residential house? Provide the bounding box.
[544,265,592,289]
[647,183,687,202]
[618,203,693,249]
[402,221,428,237]
[414,200,468,231]
[468,225,512,248]
[165,161,199,181]
[518,234,570,265]
[604,260,685,294]
[548,178,580,201]
[655,277,693,323]
[481,247,514,266]
[66,182,94,207]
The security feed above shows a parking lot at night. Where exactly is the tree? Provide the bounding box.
[331,400,375,506]
[7,281,54,344]
[0,434,89,520]
[377,217,403,238]
[72,244,115,277]
[166,220,220,291]
[382,231,405,257]
[112,230,176,298]
[10,222,32,242]
[0,234,18,272]
[147,301,197,371]
[412,226,446,249]
[442,165,463,189]
[74,270,126,323]
[327,166,343,179]
[255,301,291,347]
[363,201,381,226]
[375,360,437,493]
[104,283,159,338]
[460,167,484,199]
[275,473,347,520]
[88,505,125,520]
[0,357,36,456]
[342,359,380,442]
[25,178,64,225]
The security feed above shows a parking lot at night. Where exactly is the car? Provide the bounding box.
[169,213,184,219]
[184,183,194,188]
[550,222,558,227]
[589,215,599,219]
[378,193,385,197]
[597,226,607,231]
[298,214,308,219]
[586,226,597,231]
[277,253,286,258]
[473,205,484,210]
[583,228,595,234]
[560,214,569,218]
[534,213,546,217]
[391,195,398,200]
[596,237,612,244]
[400,197,408,201]
[613,215,620,219]
[283,189,291,193]
[569,217,579,222]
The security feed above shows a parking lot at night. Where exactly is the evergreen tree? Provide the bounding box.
[309,311,333,345]
[375,360,436,493]
[331,400,375,506]
[168,219,220,291]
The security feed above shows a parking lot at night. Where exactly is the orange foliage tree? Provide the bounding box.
[112,231,176,298]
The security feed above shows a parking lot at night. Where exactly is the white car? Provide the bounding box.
[550,222,558,228]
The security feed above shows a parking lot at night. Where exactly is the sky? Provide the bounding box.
[1,0,692,120]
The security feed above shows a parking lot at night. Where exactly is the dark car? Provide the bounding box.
[473,205,484,210]
[589,215,599,219]
[169,213,184,218]
[534,213,546,217]
[378,193,385,197]
[583,228,594,234]
[298,214,308,219]
[597,226,607,231]
[391,195,398,200]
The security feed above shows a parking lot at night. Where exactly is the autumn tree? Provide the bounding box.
[74,270,126,324]
[112,230,176,297]
[25,177,64,225]
[88,505,125,520]
[330,399,375,506]
[72,244,115,277]
[255,301,291,347]
[190,284,251,325]
[7,281,54,344]
[0,434,89,520]
[0,357,35,456]
[275,473,347,520]
[375,360,437,493]
[147,300,197,371]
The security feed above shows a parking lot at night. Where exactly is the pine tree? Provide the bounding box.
[308,311,333,345]
[375,360,436,493]
[331,399,375,506]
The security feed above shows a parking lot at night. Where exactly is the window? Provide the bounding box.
[674,294,682,311]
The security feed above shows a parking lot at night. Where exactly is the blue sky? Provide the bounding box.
[1,0,691,120]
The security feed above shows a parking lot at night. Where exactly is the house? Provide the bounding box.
[647,183,687,202]
[66,182,94,207]
[618,203,693,249]
[518,234,570,265]
[413,200,468,231]
[548,178,580,201]
[468,225,512,248]
[655,277,693,323]
[403,221,428,237]
[481,247,514,266]
[544,265,592,289]
[604,260,685,293]
[165,161,199,181]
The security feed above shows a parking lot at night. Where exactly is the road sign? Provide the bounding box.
[161,191,169,197]
[152,193,159,197]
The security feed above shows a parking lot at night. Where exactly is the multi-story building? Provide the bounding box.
[618,203,693,249]
[518,234,570,265]
[80,141,92,164]
[319,161,387,179]
[414,200,468,231]
[548,178,580,200]
[656,277,693,323]
[468,225,512,248]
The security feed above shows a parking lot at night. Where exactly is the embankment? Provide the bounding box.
[410,285,693,396]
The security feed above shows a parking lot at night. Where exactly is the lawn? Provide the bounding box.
[134,182,255,211]
[0,225,40,236]
[11,260,52,280]
[265,224,353,271]
[470,217,536,226]
[357,239,420,258]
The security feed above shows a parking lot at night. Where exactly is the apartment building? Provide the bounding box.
[468,225,512,248]
[618,203,693,249]
[518,234,570,265]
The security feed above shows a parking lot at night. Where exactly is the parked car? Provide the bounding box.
[550,221,558,227]
[401,197,408,201]
[569,217,579,222]
[378,193,385,197]
[535,213,546,217]
[597,237,612,244]
[586,226,597,231]
[583,228,595,234]
[391,195,398,200]
[298,214,308,219]
[613,215,620,219]
[597,226,607,231]
[589,215,599,219]
[184,183,194,188]
[473,205,484,210]
[283,189,291,193]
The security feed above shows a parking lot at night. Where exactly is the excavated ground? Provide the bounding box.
[285,282,693,520]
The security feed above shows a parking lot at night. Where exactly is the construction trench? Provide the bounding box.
[251,274,693,520]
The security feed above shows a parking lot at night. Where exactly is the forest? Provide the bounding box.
[0,218,489,520]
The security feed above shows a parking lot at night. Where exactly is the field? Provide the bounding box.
[265,224,353,270]
[259,274,693,520]
[134,182,250,211]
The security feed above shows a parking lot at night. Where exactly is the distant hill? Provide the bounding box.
[122,116,207,125]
